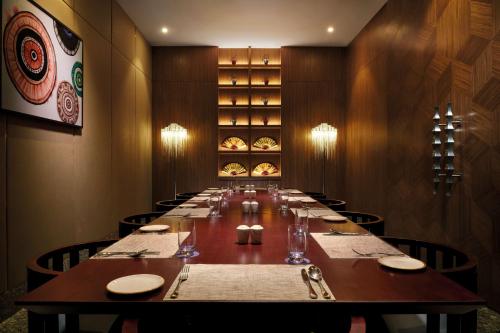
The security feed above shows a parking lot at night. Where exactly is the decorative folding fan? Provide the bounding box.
[221,136,247,150]
[252,162,279,176]
[253,136,278,150]
[221,162,247,176]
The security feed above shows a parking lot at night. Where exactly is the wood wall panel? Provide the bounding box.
[281,47,346,198]
[347,0,500,310]
[1,0,152,289]
[152,47,218,202]
[152,47,346,202]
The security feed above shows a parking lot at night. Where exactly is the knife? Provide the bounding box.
[325,230,370,236]
[301,268,318,299]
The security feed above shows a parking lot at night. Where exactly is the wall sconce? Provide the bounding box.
[161,123,188,198]
[311,123,338,194]
[432,103,462,196]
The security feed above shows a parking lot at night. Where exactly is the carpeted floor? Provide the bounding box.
[1,307,499,333]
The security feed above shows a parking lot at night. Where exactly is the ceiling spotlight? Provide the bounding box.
[327,26,334,33]
[161,27,168,34]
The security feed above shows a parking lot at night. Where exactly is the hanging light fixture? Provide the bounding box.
[311,123,338,195]
[161,123,187,157]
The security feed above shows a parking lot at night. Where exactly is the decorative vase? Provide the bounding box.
[262,97,268,106]
[263,116,269,126]
[263,55,269,65]
[231,118,237,126]
[264,78,269,86]
[231,98,237,106]
[231,77,237,86]
[231,56,237,65]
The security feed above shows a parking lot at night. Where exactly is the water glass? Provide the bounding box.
[209,193,220,216]
[177,219,197,258]
[280,194,289,211]
[295,212,309,234]
[287,224,308,264]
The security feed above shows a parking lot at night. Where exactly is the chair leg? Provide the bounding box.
[65,314,79,332]
[447,311,477,333]
[28,311,45,333]
[427,314,440,333]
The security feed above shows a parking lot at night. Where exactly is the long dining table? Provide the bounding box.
[17,189,484,332]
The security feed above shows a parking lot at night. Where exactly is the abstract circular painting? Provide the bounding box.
[71,61,83,97]
[57,81,79,124]
[3,11,56,104]
[54,20,80,56]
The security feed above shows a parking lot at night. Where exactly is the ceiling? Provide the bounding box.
[116,0,387,47]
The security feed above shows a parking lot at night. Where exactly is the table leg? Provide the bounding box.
[447,310,477,333]
[427,314,440,333]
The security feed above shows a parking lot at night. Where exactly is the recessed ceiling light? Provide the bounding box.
[327,26,334,33]
[161,27,168,34]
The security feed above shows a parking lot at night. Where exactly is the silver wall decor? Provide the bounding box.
[432,103,462,196]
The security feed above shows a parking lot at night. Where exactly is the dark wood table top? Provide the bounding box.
[17,191,484,315]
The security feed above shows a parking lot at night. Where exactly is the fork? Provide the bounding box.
[352,249,405,257]
[170,265,190,299]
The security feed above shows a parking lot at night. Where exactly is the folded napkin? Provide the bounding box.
[310,234,404,259]
[92,233,181,259]
[288,196,313,202]
[164,264,335,301]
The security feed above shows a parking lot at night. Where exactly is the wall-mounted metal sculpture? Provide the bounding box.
[432,103,462,196]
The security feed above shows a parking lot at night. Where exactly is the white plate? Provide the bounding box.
[207,187,219,190]
[378,256,426,271]
[139,225,169,232]
[106,274,165,294]
[300,198,317,203]
[322,215,348,222]
[287,190,302,194]
[198,193,211,196]
[179,203,197,208]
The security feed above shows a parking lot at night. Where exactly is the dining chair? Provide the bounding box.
[380,237,477,333]
[336,211,384,236]
[119,211,167,238]
[155,199,187,210]
[318,199,347,211]
[175,192,200,200]
[304,191,327,200]
[26,239,118,333]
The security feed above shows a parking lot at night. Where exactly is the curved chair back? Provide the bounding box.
[319,199,347,211]
[176,192,200,200]
[155,199,186,210]
[27,239,118,331]
[380,236,478,333]
[336,211,384,236]
[381,237,477,292]
[304,191,326,200]
[119,211,166,238]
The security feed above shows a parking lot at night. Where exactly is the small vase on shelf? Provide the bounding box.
[263,55,269,65]
[263,116,269,126]
[231,98,237,106]
[231,117,237,126]
[231,56,237,65]
[262,97,269,106]
[231,76,237,86]
[264,78,269,86]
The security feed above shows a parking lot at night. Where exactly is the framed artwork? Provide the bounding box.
[1,0,83,127]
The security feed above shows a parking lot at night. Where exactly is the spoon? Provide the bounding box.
[307,265,331,299]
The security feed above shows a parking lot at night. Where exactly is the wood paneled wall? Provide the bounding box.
[0,0,152,290]
[152,47,346,203]
[346,0,500,310]
[152,47,219,202]
[282,48,346,199]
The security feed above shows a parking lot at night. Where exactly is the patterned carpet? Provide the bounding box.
[1,307,499,333]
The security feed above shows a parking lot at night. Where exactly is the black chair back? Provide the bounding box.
[155,199,186,210]
[304,191,327,200]
[336,211,384,236]
[318,199,347,211]
[119,211,166,238]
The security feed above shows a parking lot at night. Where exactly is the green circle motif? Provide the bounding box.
[71,62,83,97]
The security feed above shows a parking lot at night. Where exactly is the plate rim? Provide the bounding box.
[322,215,348,222]
[106,274,165,295]
[139,224,169,232]
[377,256,426,270]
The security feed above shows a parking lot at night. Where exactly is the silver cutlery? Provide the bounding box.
[170,265,190,299]
[96,249,159,257]
[307,265,331,299]
[325,229,370,236]
[352,249,405,257]
[301,268,318,299]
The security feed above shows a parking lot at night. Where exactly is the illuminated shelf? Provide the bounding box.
[218,47,281,179]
